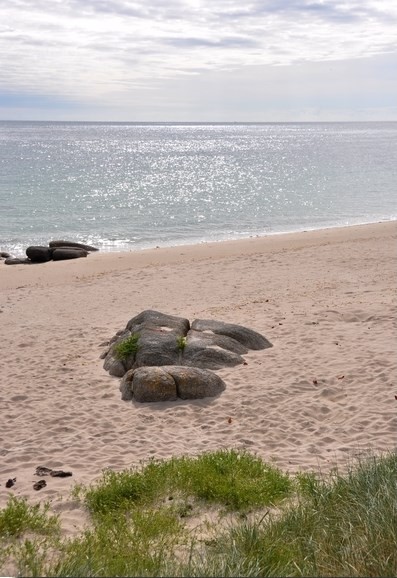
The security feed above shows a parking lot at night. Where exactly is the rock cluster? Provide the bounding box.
[2,241,98,264]
[102,309,272,403]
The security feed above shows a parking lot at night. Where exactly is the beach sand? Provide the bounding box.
[0,222,396,537]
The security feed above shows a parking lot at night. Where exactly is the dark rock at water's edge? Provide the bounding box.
[102,309,272,402]
[26,246,52,263]
[4,257,33,265]
[2,240,99,265]
[52,248,88,260]
[49,240,99,252]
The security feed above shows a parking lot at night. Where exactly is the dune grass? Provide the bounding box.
[82,449,292,516]
[1,449,396,577]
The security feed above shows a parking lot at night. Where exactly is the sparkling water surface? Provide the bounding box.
[0,121,396,255]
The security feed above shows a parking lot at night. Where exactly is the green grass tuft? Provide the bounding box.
[0,496,60,539]
[83,449,292,517]
[176,336,187,351]
[114,333,140,360]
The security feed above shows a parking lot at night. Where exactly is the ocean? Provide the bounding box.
[0,121,396,256]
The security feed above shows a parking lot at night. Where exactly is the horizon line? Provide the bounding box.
[1,119,396,124]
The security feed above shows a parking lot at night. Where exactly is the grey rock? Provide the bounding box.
[186,329,248,355]
[126,309,190,335]
[103,353,126,377]
[4,257,33,265]
[52,248,88,260]
[134,329,180,368]
[166,366,226,399]
[0,251,11,258]
[122,365,225,403]
[99,348,110,360]
[191,319,272,350]
[49,240,99,251]
[132,367,178,403]
[26,246,52,263]
[183,345,244,370]
[119,369,135,401]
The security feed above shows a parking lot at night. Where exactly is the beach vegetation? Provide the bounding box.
[176,335,187,352]
[1,450,396,577]
[113,333,140,360]
[0,496,59,538]
[0,496,60,576]
[83,449,291,516]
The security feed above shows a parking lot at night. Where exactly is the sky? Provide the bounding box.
[0,0,396,121]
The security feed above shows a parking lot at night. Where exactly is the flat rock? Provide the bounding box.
[52,248,88,260]
[186,329,249,354]
[49,240,99,251]
[126,309,190,335]
[191,319,272,350]
[182,345,244,370]
[4,257,33,265]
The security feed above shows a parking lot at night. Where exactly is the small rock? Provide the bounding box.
[4,257,33,265]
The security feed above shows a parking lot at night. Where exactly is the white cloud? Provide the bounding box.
[0,0,396,119]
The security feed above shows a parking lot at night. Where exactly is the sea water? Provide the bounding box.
[0,121,396,255]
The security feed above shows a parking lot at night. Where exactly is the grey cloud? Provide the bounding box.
[0,31,69,48]
[66,0,186,20]
[214,0,395,24]
[162,36,259,49]
[68,0,149,18]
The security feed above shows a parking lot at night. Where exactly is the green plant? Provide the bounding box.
[114,333,140,360]
[0,496,60,539]
[176,336,187,352]
[82,450,292,517]
[49,509,184,577]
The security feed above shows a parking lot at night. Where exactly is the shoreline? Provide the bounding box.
[1,221,395,291]
[2,217,396,262]
[0,220,396,533]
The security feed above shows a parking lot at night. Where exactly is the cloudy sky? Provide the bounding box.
[1,0,396,121]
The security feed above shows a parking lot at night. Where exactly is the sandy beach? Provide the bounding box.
[0,222,396,536]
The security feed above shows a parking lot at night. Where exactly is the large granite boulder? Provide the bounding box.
[120,365,226,403]
[103,310,272,402]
